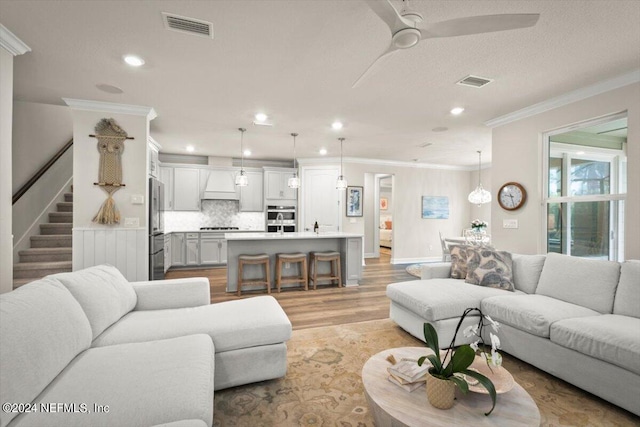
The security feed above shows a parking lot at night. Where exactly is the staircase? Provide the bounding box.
[13,191,73,289]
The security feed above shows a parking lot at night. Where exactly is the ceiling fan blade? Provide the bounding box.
[364,0,413,33]
[352,43,399,88]
[420,14,540,39]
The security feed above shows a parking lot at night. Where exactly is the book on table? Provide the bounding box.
[387,359,429,383]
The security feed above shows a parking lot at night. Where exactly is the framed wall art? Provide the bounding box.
[422,196,449,219]
[346,186,363,217]
[380,197,388,210]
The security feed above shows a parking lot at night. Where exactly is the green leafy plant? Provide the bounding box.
[418,308,498,415]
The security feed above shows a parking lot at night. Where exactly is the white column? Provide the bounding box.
[63,99,156,281]
[0,25,31,294]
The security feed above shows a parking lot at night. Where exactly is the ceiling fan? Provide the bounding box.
[353,0,540,88]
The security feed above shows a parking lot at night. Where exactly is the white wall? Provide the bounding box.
[72,109,149,229]
[492,82,640,259]
[68,101,154,281]
[12,101,72,193]
[0,48,14,293]
[341,161,473,263]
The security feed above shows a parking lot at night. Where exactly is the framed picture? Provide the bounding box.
[380,198,388,210]
[346,186,363,217]
[422,196,449,219]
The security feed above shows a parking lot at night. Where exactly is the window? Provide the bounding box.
[544,114,627,261]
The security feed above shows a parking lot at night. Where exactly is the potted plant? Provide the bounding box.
[418,308,499,415]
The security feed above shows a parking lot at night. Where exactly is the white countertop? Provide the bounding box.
[225,231,364,240]
[165,229,264,234]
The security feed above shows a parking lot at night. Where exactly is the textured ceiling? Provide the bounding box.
[3,0,639,166]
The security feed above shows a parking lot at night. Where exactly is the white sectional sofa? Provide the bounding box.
[386,252,640,416]
[0,265,292,427]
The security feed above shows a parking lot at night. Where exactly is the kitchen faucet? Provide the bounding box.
[276,213,284,234]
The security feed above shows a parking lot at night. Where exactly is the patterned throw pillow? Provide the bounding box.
[449,245,471,279]
[465,248,515,291]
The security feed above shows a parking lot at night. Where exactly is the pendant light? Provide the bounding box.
[336,137,347,190]
[287,133,301,189]
[468,150,491,206]
[235,128,248,187]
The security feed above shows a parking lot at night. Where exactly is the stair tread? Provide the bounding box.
[19,247,72,254]
[41,223,72,226]
[13,261,72,270]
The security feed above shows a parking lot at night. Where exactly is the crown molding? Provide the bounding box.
[486,70,640,128]
[0,24,31,56]
[298,156,480,171]
[63,98,157,120]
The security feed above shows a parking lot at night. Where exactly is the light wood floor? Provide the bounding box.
[165,249,416,330]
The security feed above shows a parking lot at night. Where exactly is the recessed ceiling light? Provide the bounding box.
[319,148,327,155]
[96,83,124,94]
[244,149,251,156]
[255,113,267,122]
[331,121,343,130]
[123,55,145,67]
[450,107,465,115]
[186,145,195,152]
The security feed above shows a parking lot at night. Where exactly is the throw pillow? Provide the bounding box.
[449,245,470,279]
[465,247,515,291]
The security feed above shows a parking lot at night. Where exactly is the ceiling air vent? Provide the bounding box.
[162,12,213,38]
[457,75,493,88]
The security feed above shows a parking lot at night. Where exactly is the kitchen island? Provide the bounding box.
[225,232,363,293]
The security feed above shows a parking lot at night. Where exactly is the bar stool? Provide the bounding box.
[237,254,271,296]
[309,251,342,290]
[275,253,308,292]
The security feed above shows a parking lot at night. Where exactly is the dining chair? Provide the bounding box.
[439,231,451,262]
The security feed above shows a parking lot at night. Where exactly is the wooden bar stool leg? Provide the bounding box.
[265,260,271,294]
[302,258,309,291]
[276,257,282,293]
[336,257,342,287]
[237,260,243,297]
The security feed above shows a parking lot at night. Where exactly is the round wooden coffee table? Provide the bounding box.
[362,347,540,427]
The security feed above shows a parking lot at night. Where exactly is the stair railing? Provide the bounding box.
[12,138,73,205]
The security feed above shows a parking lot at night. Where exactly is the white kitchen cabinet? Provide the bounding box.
[240,170,264,212]
[301,166,341,232]
[200,233,227,264]
[159,166,174,211]
[171,233,185,266]
[173,168,201,211]
[164,234,171,273]
[264,168,298,201]
[185,233,199,266]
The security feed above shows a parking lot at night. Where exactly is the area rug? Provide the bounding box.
[405,263,423,277]
[213,319,638,426]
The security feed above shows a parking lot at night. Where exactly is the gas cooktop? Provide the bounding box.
[200,227,239,231]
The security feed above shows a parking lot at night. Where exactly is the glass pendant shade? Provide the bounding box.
[468,150,491,206]
[236,128,248,187]
[288,174,300,189]
[468,184,491,205]
[235,170,248,187]
[288,133,300,189]
[336,176,347,190]
[336,137,347,190]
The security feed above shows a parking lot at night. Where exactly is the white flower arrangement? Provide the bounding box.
[463,313,503,367]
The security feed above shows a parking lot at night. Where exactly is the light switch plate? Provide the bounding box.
[503,219,519,229]
[131,195,144,204]
[124,217,139,228]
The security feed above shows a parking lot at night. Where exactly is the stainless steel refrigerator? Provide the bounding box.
[149,177,165,280]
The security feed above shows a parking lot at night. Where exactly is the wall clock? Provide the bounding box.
[498,182,527,211]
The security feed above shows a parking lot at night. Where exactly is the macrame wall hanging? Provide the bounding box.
[91,118,134,225]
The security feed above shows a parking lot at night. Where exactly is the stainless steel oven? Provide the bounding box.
[266,205,296,233]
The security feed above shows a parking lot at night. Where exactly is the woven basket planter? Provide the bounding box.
[426,372,456,409]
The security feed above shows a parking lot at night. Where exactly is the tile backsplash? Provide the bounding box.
[164,200,265,232]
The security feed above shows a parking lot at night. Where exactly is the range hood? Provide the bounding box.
[202,170,239,200]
